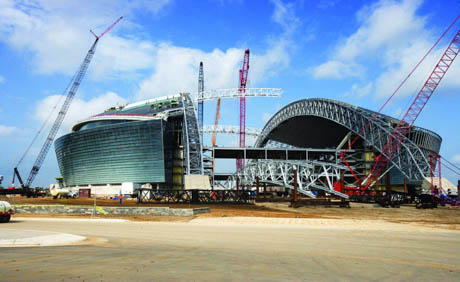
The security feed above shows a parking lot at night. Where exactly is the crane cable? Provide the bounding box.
[14,71,77,169]
[339,16,460,185]
[343,15,459,153]
[440,155,460,177]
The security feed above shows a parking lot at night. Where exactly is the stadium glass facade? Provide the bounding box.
[55,119,172,187]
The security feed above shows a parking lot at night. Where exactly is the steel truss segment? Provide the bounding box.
[238,159,350,199]
[194,88,283,102]
[201,125,261,137]
[255,98,442,181]
[181,93,203,174]
[137,189,255,204]
[265,140,299,149]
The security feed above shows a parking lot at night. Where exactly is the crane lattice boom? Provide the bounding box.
[363,27,460,190]
[198,62,204,137]
[211,99,221,148]
[237,49,250,172]
[21,17,122,187]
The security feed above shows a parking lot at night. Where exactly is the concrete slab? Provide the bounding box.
[0,228,86,247]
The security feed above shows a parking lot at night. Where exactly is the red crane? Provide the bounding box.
[363,27,460,190]
[341,20,460,193]
[237,49,250,172]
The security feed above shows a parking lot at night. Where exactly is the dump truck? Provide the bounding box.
[50,184,77,199]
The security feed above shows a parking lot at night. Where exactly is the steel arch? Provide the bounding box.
[255,98,442,181]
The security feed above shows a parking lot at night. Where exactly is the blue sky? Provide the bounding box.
[0,0,459,187]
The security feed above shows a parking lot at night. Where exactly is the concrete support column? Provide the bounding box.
[386,173,391,204]
[340,170,345,194]
[256,177,260,201]
[264,183,267,201]
[291,167,298,205]
[458,180,460,201]
[236,178,240,198]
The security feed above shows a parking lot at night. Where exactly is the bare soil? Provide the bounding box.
[2,195,459,229]
[2,216,459,281]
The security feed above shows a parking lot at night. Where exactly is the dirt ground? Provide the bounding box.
[3,195,459,230]
[1,216,459,281]
[1,195,459,281]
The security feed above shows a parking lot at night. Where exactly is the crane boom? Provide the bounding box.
[90,16,123,39]
[212,98,221,148]
[21,16,122,188]
[198,62,204,137]
[363,27,460,190]
[237,49,250,172]
[211,98,221,171]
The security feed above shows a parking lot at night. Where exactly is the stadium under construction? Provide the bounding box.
[5,17,459,207]
[53,91,457,205]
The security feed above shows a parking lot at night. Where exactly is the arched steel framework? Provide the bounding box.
[255,98,442,181]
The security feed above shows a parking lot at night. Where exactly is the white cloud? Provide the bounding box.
[137,0,298,100]
[0,75,5,83]
[270,0,300,35]
[310,0,460,99]
[0,125,21,136]
[0,0,170,78]
[453,154,460,164]
[343,82,373,99]
[35,92,127,136]
[0,0,298,97]
[311,60,364,79]
[137,41,291,100]
[337,0,426,61]
[91,36,156,80]
[137,45,241,99]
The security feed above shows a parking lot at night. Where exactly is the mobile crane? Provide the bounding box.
[340,16,460,204]
[2,17,123,197]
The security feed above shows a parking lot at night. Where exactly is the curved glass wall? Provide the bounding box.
[55,119,172,186]
[76,120,132,132]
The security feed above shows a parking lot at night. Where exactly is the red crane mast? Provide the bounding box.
[237,49,250,172]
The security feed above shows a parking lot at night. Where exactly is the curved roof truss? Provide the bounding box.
[256,99,441,181]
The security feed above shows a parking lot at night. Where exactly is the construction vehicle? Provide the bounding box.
[2,17,122,197]
[422,155,460,208]
[50,185,77,199]
[0,201,13,223]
